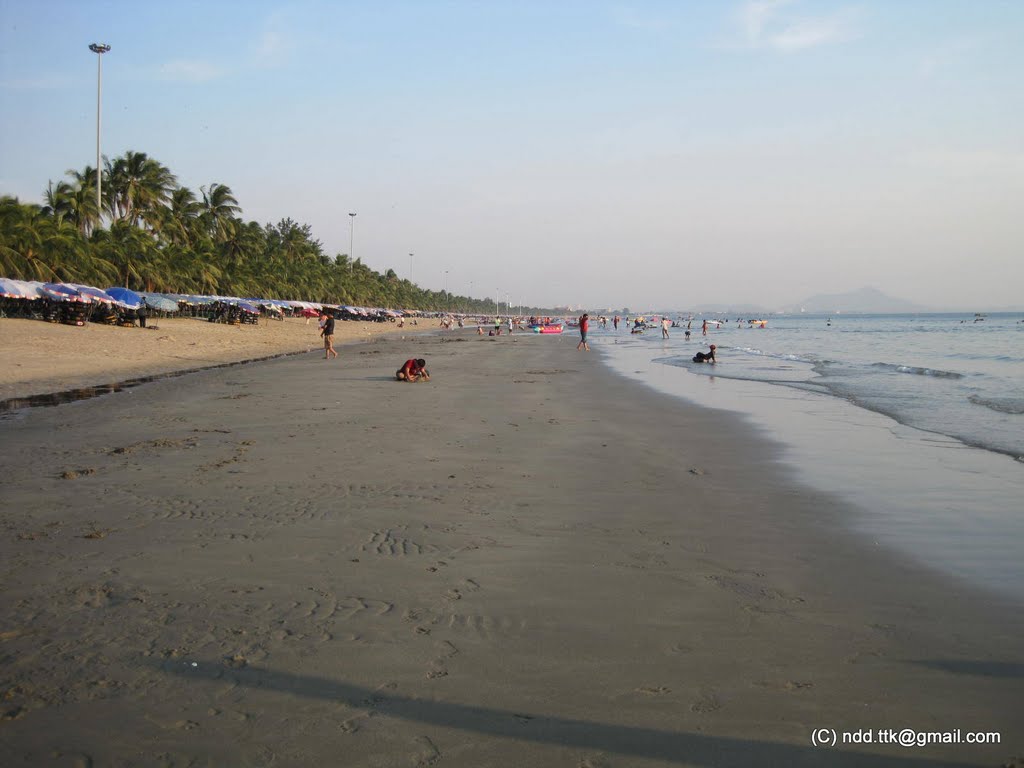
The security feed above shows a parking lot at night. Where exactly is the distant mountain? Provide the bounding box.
[786,286,932,314]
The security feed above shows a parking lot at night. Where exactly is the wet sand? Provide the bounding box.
[0,330,1021,766]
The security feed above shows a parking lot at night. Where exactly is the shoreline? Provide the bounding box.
[598,336,1024,601]
[1,330,1021,765]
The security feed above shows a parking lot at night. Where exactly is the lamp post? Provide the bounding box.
[88,43,111,218]
[348,212,356,271]
[443,270,449,312]
[409,253,414,283]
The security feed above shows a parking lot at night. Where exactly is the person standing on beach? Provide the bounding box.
[702,319,708,336]
[577,313,591,351]
[661,317,670,339]
[137,303,147,328]
[321,313,338,359]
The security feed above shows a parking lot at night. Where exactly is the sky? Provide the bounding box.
[1,0,1021,311]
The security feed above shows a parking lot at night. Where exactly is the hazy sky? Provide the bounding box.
[1,1,1021,310]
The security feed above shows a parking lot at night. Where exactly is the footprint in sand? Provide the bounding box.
[637,685,672,695]
[413,735,441,767]
[425,641,460,679]
[691,690,723,713]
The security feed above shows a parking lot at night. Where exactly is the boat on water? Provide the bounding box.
[529,324,563,334]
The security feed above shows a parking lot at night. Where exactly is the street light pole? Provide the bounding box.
[348,212,356,271]
[443,270,449,312]
[88,43,110,219]
[409,253,414,283]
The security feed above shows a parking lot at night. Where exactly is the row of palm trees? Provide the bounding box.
[0,150,544,313]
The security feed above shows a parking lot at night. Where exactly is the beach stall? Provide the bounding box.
[40,283,93,325]
[0,278,44,318]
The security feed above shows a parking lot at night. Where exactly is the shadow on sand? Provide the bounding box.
[909,660,1024,678]
[152,660,978,767]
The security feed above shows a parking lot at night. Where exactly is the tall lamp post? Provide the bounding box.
[348,212,357,271]
[443,270,449,312]
[409,253,414,283]
[88,43,111,217]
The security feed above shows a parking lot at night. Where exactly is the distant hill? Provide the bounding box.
[785,286,932,314]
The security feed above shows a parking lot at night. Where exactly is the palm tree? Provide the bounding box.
[41,181,75,224]
[161,186,203,248]
[0,197,92,283]
[64,167,103,235]
[200,183,241,242]
[106,151,177,228]
[94,220,162,289]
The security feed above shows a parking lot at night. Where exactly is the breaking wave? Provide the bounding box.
[871,362,963,379]
[968,395,1024,415]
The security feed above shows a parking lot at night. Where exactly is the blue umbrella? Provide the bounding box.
[104,287,142,309]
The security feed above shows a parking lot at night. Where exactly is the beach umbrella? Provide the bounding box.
[144,296,179,312]
[41,283,90,302]
[67,284,116,303]
[300,307,321,318]
[104,287,142,309]
[237,301,259,314]
[0,277,41,299]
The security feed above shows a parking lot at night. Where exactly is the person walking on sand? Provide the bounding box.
[321,312,338,359]
[577,313,591,351]
[661,317,670,339]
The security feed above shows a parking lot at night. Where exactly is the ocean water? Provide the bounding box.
[589,313,1024,600]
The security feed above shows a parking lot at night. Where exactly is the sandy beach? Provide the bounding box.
[0,316,444,404]
[1,326,1021,766]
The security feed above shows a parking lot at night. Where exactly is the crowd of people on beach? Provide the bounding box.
[572,311,720,363]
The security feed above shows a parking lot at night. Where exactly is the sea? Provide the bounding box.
[590,313,1024,601]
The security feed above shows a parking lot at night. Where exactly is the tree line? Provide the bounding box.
[0,150,546,313]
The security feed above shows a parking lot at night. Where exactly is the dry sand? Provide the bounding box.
[0,315,443,403]
[0,327,1022,766]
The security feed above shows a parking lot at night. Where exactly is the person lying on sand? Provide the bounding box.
[396,358,430,382]
[692,344,716,363]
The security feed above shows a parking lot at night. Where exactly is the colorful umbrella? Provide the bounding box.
[41,283,90,302]
[104,287,142,309]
